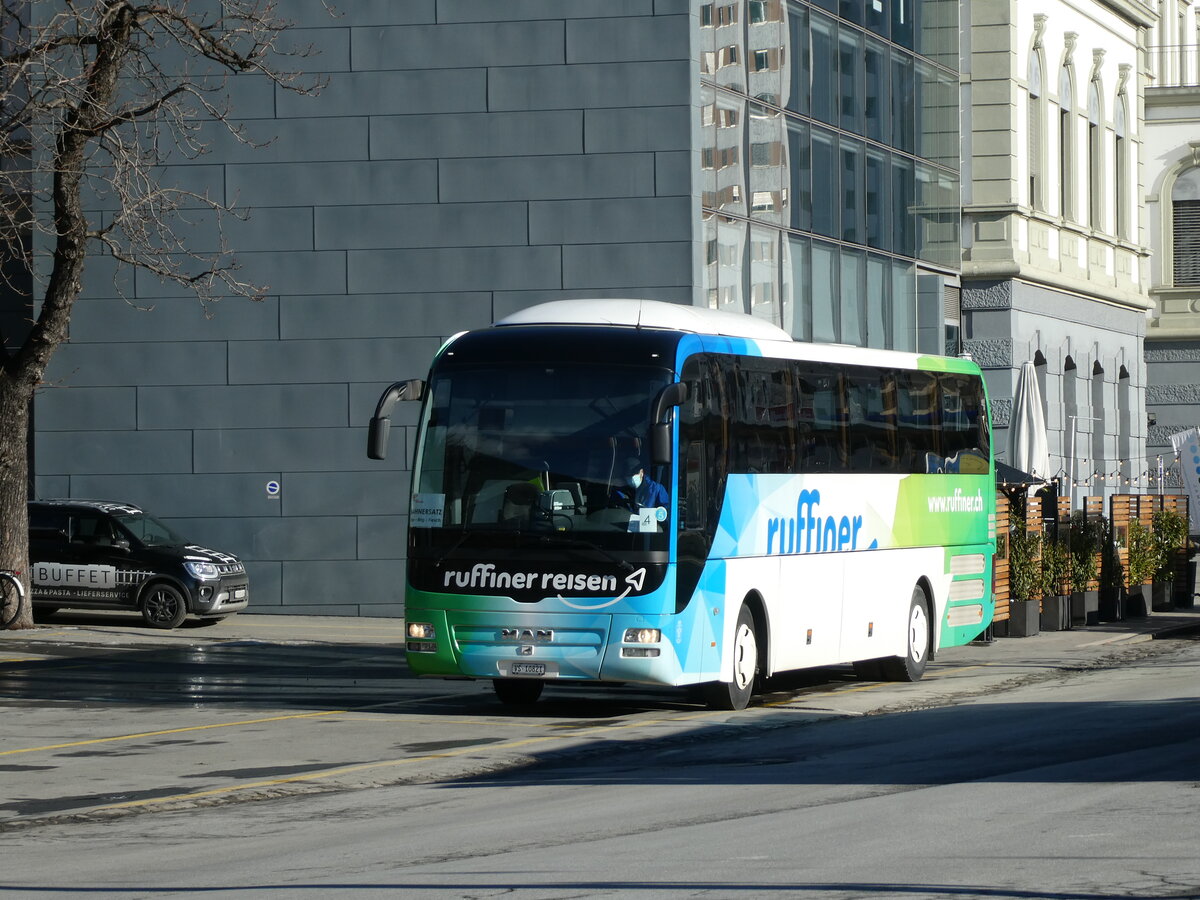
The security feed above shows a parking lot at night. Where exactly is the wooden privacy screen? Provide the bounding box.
[994,490,1010,623]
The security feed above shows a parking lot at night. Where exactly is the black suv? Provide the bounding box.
[28,499,249,628]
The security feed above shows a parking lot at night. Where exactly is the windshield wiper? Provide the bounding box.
[432,528,483,568]
[535,534,635,573]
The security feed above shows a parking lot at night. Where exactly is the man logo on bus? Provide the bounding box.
[765,488,878,555]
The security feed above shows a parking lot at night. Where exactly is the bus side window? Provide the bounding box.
[939,373,990,472]
[844,367,897,474]
[682,440,706,528]
[895,370,939,473]
[795,365,845,473]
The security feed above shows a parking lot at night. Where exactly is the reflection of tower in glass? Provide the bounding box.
[777,1,794,336]
[700,4,747,313]
[700,86,746,312]
[746,2,785,325]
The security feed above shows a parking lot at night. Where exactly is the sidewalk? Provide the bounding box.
[5,604,1199,654]
[3,610,410,647]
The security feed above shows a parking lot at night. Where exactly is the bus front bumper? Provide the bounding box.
[405,608,690,686]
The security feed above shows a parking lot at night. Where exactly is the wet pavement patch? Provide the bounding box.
[184,763,363,780]
[401,738,507,753]
[1,786,195,817]
[0,764,57,772]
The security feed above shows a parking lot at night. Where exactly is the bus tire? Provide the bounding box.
[881,586,930,682]
[852,659,883,681]
[493,678,544,706]
[703,604,758,711]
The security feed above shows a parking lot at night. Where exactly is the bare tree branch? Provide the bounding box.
[0,0,325,627]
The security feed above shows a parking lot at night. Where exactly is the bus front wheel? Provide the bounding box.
[703,604,758,711]
[881,587,930,682]
[493,678,544,706]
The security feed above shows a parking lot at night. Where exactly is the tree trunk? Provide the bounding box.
[0,375,33,629]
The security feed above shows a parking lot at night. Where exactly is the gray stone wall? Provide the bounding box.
[1146,341,1200,486]
[963,277,1147,500]
[34,1,698,616]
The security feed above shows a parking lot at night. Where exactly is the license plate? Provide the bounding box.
[510,662,545,676]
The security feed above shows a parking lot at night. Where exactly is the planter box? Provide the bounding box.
[1040,594,1070,631]
[1070,590,1100,626]
[1124,583,1151,618]
[1182,560,1199,609]
[1099,586,1124,622]
[1152,581,1175,612]
[1007,599,1041,637]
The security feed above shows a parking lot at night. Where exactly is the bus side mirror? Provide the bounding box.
[649,382,688,465]
[367,379,425,460]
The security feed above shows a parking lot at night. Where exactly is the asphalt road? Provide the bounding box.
[1,611,1199,898]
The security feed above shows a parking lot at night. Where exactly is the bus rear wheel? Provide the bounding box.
[703,604,758,711]
[493,678,544,706]
[881,587,930,682]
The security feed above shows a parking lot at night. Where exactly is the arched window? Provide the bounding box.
[1063,355,1079,498]
[1034,349,1048,426]
[1028,53,1045,211]
[1091,359,1106,488]
[1087,82,1103,230]
[1114,94,1128,240]
[1172,167,1200,285]
[1118,365,1131,487]
[1059,66,1075,221]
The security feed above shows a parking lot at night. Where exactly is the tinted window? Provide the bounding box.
[29,507,69,542]
[683,353,989,479]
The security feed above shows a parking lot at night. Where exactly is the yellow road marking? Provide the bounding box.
[92,714,715,813]
[927,665,986,677]
[0,710,347,757]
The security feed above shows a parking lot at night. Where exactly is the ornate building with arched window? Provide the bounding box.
[960,0,1154,504]
[1144,1,1200,489]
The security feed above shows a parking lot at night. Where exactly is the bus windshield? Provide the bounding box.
[411,362,674,537]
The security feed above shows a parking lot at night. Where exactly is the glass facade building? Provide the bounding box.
[700,0,959,353]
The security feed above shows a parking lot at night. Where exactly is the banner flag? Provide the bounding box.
[1169,427,1200,533]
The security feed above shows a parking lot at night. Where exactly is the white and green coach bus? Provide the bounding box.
[368,299,995,710]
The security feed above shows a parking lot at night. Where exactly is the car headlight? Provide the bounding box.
[184,561,220,580]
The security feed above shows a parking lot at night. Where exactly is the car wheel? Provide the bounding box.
[493,678,544,705]
[881,586,930,682]
[703,603,758,710]
[140,583,188,629]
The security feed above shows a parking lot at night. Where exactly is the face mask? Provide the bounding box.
[630,473,643,489]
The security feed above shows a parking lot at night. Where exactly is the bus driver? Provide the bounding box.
[611,456,669,512]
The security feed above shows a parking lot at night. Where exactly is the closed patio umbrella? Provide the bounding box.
[1009,360,1051,480]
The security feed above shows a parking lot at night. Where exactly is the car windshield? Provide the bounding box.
[412,362,673,537]
[114,512,185,547]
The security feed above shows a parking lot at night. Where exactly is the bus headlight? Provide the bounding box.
[407,622,437,653]
[623,628,661,644]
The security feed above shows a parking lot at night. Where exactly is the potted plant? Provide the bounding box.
[1124,518,1156,618]
[1006,516,1042,637]
[1150,508,1188,611]
[1039,529,1071,631]
[1068,511,1102,625]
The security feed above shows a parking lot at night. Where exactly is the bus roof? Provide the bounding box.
[494,298,793,342]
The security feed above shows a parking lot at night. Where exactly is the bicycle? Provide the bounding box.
[1,568,25,629]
